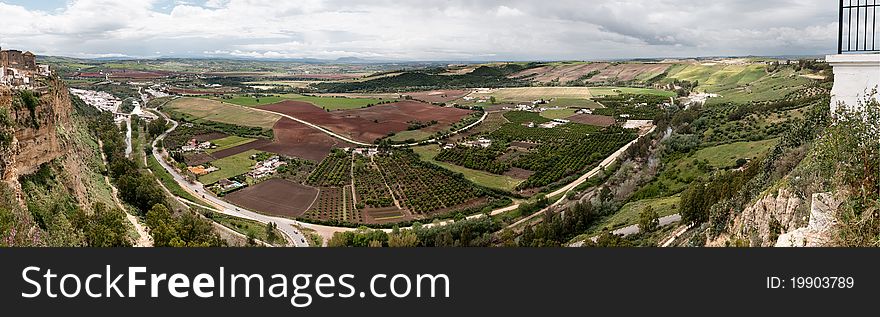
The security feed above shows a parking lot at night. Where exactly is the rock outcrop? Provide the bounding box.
[728,189,806,247]
[0,79,71,183]
[775,193,840,247]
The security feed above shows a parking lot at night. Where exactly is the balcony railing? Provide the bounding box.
[839,0,879,53]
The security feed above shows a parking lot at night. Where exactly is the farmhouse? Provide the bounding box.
[249,156,286,179]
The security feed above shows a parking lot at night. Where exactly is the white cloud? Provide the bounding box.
[0,0,840,60]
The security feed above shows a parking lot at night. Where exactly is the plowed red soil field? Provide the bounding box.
[224,179,318,218]
[261,118,353,162]
[257,100,473,143]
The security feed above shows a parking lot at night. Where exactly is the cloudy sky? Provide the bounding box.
[0,0,839,61]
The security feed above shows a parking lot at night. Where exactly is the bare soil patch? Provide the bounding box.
[260,118,353,162]
[224,179,318,218]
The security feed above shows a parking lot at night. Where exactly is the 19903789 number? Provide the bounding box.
[767,276,855,289]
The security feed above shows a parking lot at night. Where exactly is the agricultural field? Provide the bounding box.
[590,94,674,120]
[257,100,473,143]
[224,179,318,218]
[302,187,361,223]
[375,150,487,215]
[307,150,352,187]
[352,155,396,209]
[214,93,388,110]
[511,127,637,189]
[207,135,257,153]
[540,108,578,120]
[165,97,280,129]
[510,62,671,84]
[472,87,593,102]
[490,111,601,143]
[198,149,262,185]
[414,145,525,192]
[588,87,677,97]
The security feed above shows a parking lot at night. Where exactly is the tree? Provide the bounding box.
[489,96,497,104]
[146,204,177,247]
[265,222,279,245]
[388,229,419,247]
[638,205,659,233]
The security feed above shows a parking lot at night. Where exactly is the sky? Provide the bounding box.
[0,0,839,61]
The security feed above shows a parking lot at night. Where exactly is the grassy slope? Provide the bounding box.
[413,144,524,192]
[594,194,681,233]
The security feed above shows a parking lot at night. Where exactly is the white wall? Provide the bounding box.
[826,54,880,113]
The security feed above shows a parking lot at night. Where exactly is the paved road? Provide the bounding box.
[149,97,654,244]
[150,103,310,247]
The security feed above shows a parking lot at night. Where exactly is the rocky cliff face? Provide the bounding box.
[0,79,71,185]
[707,188,809,247]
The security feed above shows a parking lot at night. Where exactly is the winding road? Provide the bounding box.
[150,103,311,246]
[149,96,657,246]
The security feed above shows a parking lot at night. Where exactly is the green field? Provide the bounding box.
[592,195,681,233]
[217,96,287,106]
[280,94,386,110]
[540,108,578,120]
[207,136,256,153]
[547,98,603,108]
[693,139,778,167]
[147,154,201,203]
[389,129,435,142]
[199,150,262,185]
[588,87,677,98]
[413,144,524,192]
[635,138,779,198]
[165,98,280,129]
[213,93,386,110]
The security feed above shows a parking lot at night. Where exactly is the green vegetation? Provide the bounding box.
[589,87,676,97]
[165,98,280,129]
[147,154,200,203]
[593,195,680,233]
[375,150,487,214]
[328,216,501,247]
[198,149,261,185]
[281,94,388,110]
[216,95,287,106]
[540,108,578,119]
[307,150,352,187]
[415,144,524,192]
[207,135,256,153]
[202,209,284,246]
[316,64,535,92]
